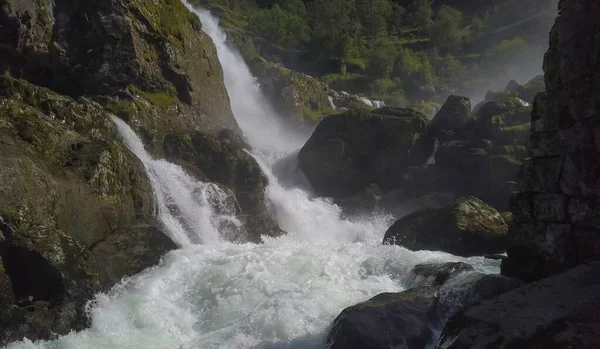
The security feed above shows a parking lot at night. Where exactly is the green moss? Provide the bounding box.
[129,86,177,107]
[106,101,137,119]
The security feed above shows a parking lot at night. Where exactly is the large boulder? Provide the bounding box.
[436,261,600,349]
[298,107,428,198]
[162,130,281,242]
[328,267,523,349]
[430,95,472,132]
[328,287,438,349]
[383,197,509,257]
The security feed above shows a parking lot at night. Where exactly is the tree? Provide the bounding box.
[309,0,362,72]
[408,0,433,30]
[429,6,465,51]
[252,4,310,49]
[365,35,397,78]
[388,3,406,33]
[356,0,392,48]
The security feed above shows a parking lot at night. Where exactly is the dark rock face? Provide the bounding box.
[89,225,177,285]
[436,261,600,349]
[0,0,239,154]
[328,287,438,349]
[328,267,523,349]
[0,0,254,343]
[431,95,472,132]
[502,0,600,281]
[298,107,428,199]
[383,197,509,257]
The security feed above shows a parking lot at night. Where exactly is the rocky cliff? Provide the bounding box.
[0,0,278,343]
[502,0,600,281]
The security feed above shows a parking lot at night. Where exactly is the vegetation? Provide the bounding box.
[194,0,556,104]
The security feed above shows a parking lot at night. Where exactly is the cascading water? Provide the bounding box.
[5,6,499,349]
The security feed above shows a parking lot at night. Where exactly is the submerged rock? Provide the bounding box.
[328,287,438,349]
[298,107,428,199]
[407,262,474,288]
[383,197,508,257]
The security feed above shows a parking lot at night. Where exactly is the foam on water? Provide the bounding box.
[4,6,500,349]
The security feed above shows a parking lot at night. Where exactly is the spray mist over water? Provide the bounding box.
[5,6,500,349]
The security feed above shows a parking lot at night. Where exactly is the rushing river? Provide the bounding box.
[4,5,498,349]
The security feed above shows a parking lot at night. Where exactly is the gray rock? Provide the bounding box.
[328,287,438,349]
[436,261,600,349]
[383,197,509,257]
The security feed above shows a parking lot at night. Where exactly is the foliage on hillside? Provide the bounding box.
[193,0,556,104]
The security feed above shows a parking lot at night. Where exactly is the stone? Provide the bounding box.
[430,95,472,132]
[328,287,438,349]
[298,107,428,198]
[407,262,474,288]
[436,261,600,349]
[383,197,509,257]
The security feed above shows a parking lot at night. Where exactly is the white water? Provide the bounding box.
[5,7,499,349]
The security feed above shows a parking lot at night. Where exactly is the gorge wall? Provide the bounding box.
[503,0,600,281]
[0,0,279,344]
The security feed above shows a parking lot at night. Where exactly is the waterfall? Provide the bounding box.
[426,138,440,165]
[4,6,500,349]
[110,116,243,246]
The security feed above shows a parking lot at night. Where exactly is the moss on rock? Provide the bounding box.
[383,197,509,257]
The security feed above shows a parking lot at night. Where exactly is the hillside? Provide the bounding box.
[191,0,557,106]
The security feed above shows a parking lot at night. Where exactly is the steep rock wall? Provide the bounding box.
[503,0,600,281]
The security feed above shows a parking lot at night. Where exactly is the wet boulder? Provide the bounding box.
[298,107,428,198]
[383,197,509,257]
[328,287,438,349]
[407,262,474,288]
[436,261,600,349]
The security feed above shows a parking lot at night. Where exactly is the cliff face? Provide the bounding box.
[0,0,278,343]
[503,0,600,281]
[1,0,239,151]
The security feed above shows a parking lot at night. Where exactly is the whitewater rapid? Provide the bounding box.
[4,6,499,349]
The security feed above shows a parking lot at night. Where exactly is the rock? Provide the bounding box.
[407,262,474,288]
[383,197,509,257]
[506,80,522,94]
[89,225,177,285]
[1,0,239,155]
[436,261,600,349]
[248,59,333,126]
[163,131,281,243]
[434,272,523,323]
[517,75,545,103]
[335,184,383,215]
[430,95,472,132]
[328,287,438,349]
[298,107,428,199]
[475,97,530,123]
[434,140,526,210]
[503,0,600,281]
